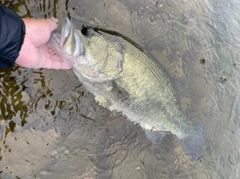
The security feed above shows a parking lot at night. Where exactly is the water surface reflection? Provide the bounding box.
[1,0,240,178]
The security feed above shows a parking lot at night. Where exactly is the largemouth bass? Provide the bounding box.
[49,17,204,159]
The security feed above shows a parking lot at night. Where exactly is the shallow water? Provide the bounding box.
[1,0,240,178]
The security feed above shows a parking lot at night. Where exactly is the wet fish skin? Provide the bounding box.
[49,17,204,159]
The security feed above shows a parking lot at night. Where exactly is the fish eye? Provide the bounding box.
[81,26,93,37]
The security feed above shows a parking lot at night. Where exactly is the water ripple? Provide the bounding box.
[131,6,166,43]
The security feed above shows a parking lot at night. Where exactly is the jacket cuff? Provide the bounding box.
[0,6,26,68]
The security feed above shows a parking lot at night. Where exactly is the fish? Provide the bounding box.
[49,17,205,160]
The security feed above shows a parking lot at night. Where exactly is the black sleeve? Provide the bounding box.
[0,5,25,68]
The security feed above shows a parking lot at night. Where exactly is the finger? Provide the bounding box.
[41,58,72,69]
[47,46,65,61]
[50,54,64,61]
[48,48,56,55]
[35,45,72,69]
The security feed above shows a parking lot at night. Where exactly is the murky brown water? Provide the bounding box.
[1,0,240,178]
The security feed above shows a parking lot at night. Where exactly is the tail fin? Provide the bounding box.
[144,126,205,160]
[179,125,206,160]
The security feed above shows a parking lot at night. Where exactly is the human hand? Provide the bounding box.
[15,17,72,69]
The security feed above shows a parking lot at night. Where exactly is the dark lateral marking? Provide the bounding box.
[110,81,130,102]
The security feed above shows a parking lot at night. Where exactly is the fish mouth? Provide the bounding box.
[49,18,85,66]
[60,17,84,57]
[48,31,63,54]
[50,32,61,46]
[72,31,84,57]
[48,31,69,61]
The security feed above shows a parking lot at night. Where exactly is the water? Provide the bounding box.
[0,0,240,178]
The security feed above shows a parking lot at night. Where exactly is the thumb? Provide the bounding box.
[45,17,59,32]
